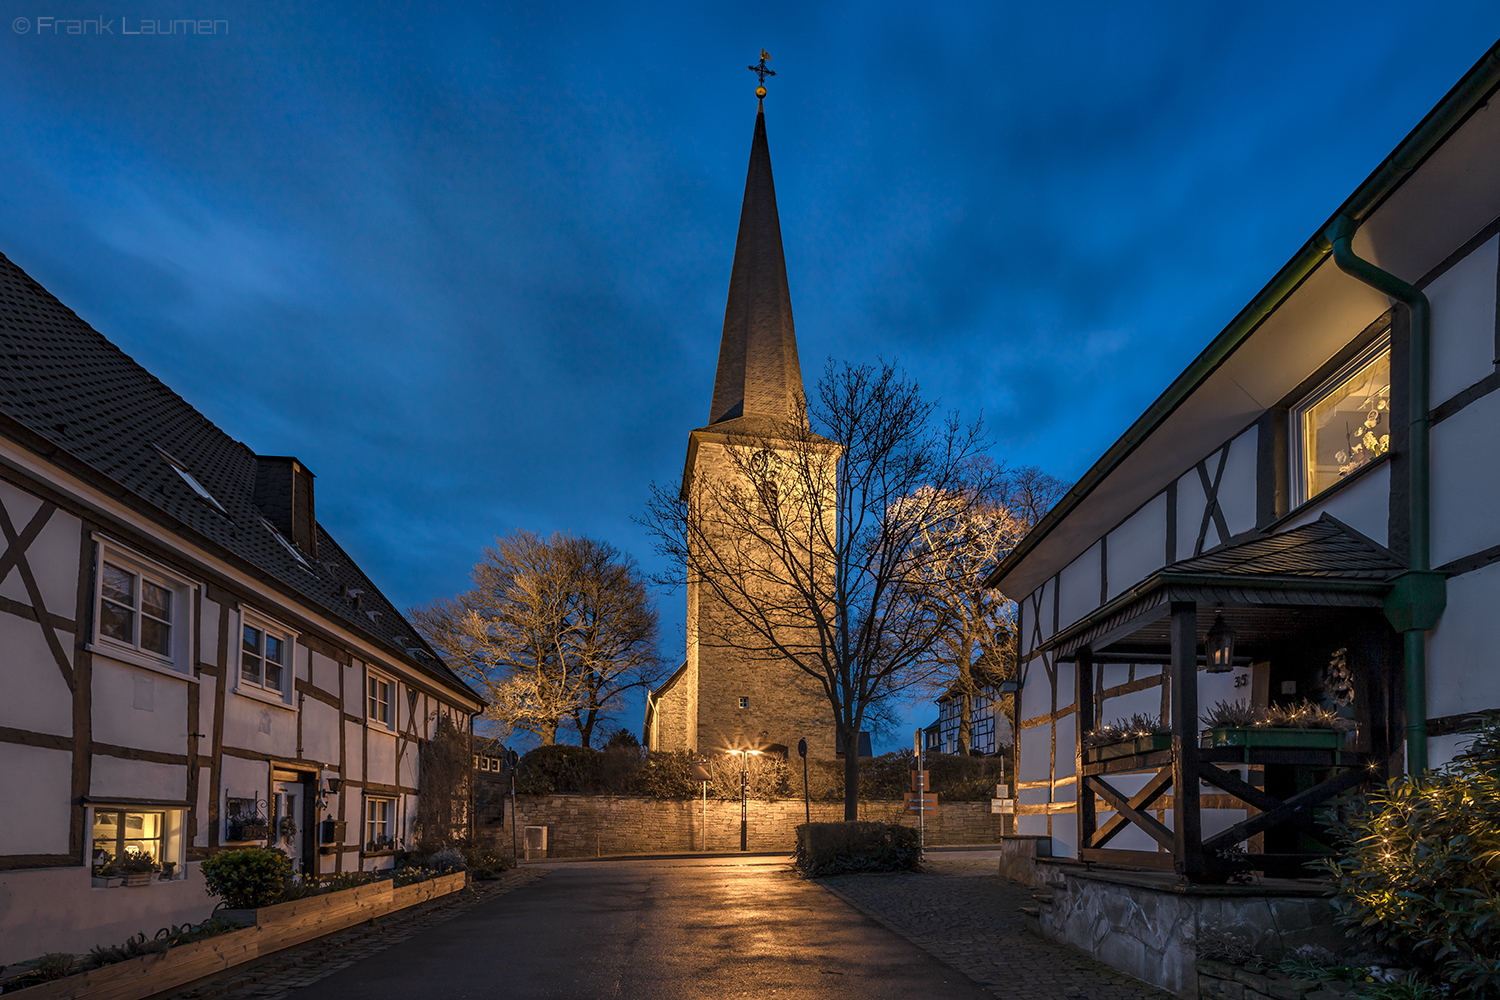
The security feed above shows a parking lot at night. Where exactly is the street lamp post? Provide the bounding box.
[797,738,809,826]
[740,752,749,852]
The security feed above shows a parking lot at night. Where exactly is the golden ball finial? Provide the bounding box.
[755,84,767,99]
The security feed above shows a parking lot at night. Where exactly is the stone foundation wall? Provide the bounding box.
[478,794,1007,858]
[1038,869,1343,999]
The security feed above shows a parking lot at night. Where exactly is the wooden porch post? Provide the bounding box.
[1076,648,1095,853]
[1170,601,1205,879]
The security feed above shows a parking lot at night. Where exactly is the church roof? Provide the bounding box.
[707,102,805,427]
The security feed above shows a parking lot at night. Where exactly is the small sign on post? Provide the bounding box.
[910,770,930,793]
[990,798,1015,815]
[904,792,937,813]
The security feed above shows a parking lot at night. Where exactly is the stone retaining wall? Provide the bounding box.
[1196,959,1352,1000]
[479,794,1008,858]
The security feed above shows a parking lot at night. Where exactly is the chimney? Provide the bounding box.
[253,456,317,558]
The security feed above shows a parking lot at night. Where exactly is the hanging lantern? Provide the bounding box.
[1205,612,1236,673]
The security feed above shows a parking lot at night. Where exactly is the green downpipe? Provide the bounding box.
[1322,214,1442,775]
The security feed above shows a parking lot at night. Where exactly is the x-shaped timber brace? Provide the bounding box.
[1072,601,1381,882]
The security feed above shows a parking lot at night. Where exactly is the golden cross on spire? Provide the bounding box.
[748,49,775,99]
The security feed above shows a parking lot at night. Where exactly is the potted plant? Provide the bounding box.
[1201,699,1347,753]
[112,848,161,887]
[1084,714,1173,762]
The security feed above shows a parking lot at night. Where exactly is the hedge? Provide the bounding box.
[793,821,920,876]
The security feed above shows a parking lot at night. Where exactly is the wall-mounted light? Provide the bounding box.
[1205,612,1236,673]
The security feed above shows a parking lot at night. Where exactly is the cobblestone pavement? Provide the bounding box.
[162,868,549,1000]
[819,854,1176,1000]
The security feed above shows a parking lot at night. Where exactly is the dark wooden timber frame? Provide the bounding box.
[1067,591,1392,882]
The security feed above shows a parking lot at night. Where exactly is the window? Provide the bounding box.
[368,672,394,728]
[1291,334,1392,506]
[738,697,749,709]
[239,611,295,698]
[364,796,394,851]
[91,807,184,880]
[158,448,227,515]
[93,541,195,674]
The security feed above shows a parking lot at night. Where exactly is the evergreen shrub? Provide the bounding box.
[1322,718,1500,996]
[793,821,920,877]
[201,847,292,909]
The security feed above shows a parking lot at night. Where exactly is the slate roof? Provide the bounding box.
[1164,514,1403,581]
[0,251,476,703]
[707,103,805,428]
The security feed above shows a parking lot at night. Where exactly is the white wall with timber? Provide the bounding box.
[0,462,476,966]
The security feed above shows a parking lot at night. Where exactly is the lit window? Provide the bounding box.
[91,807,184,881]
[239,612,294,697]
[1291,334,1392,506]
[368,673,394,728]
[94,544,194,674]
[738,697,749,709]
[364,796,394,851]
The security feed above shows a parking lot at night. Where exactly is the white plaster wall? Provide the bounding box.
[1431,390,1500,566]
[346,660,364,718]
[310,649,340,695]
[398,744,418,789]
[197,674,217,754]
[1106,494,1167,600]
[0,744,72,854]
[198,598,221,669]
[1049,811,1076,858]
[1035,578,1056,643]
[220,755,269,813]
[90,757,187,802]
[1018,723,1052,784]
[0,616,73,737]
[91,658,191,753]
[1016,814,1048,836]
[1428,234,1498,406]
[345,720,363,775]
[1218,427,1259,537]
[301,697,340,766]
[1019,660,1054,722]
[15,504,81,615]
[1197,666,1253,719]
[1057,543,1101,632]
[1055,714,1077,779]
[1100,662,1131,690]
[1055,659,1075,710]
[368,729,397,784]
[1100,685,1162,725]
[1175,468,1208,561]
[193,769,212,848]
[1278,462,1390,547]
[1425,561,1500,719]
[0,864,215,966]
[221,692,297,758]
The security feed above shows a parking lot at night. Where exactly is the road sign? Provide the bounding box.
[991,798,1015,815]
[910,770,929,793]
[994,784,1009,798]
[904,792,937,813]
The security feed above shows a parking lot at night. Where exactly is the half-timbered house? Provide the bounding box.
[988,40,1500,882]
[0,252,483,964]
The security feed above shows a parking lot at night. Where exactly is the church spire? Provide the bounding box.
[707,71,805,427]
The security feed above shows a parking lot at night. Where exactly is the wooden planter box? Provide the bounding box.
[1203,727,1342,750]
[1085,733,1172,762]
[5,872,467,1000]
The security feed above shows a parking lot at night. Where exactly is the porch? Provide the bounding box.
[1046,515,1403,883]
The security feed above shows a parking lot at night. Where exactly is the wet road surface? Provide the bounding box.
[306,856,994,1000]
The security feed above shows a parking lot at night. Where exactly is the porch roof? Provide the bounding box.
[1044,515,1402,660]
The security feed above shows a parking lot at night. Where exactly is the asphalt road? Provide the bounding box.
[306,856,995,1000]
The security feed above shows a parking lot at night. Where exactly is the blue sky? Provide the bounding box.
[3,3,1498,750]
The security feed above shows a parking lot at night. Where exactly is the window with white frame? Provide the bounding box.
[93,541,195,674]
[1290,333,1392,507]
[364,796,394,851]
[367,671,394,729]
[239,610,296,698]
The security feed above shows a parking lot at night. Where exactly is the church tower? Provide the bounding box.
[644,77,834,759]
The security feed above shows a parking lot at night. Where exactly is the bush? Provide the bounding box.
[793,821,920,877]
[426,847,466,872]
[516,744,605,794]
[34,953,75,980]
[201,847,292,909]
[1321,717,1500,996]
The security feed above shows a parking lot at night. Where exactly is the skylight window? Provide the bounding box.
[156,448,228,515]
[261,517,313,570]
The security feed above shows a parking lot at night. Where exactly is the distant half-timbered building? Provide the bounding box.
[0,252,483,964]
[988,42,1500,877]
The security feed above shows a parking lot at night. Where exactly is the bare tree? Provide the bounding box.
[641,358,998,820]
[410,531,663,747]
[905,464,1068,755]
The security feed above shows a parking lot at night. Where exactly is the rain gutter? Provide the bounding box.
[1322,215,1444,775]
